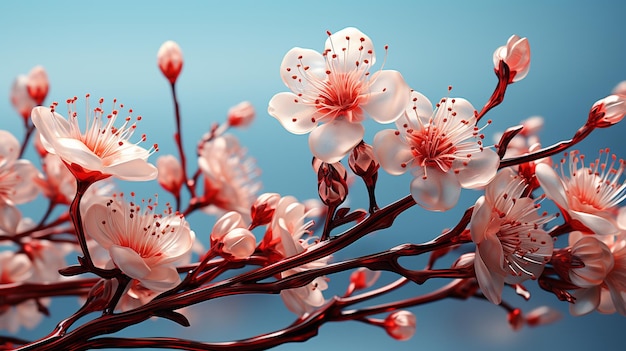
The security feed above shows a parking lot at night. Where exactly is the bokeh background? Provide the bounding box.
[1,1,625,350]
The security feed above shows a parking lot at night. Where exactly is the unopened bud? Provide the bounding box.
[507,308,524,331]
[526,306,562,327]
[349,141,379,184]
[227,101,255,128]
[589,95,626,128]
[156,155,184,195]
[384,310,416,341]
[250,193,280,228]
[157,40,183,84]
[349,268,381,290]
[493,35,530,83]
[210,211,246,245]
[313,158,348,207]
[221,227,257,259]
[26,65,49,105]
[10,75,37,120]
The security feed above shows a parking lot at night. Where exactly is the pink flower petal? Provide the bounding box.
[485,168,517,205]
[470,196,490,243]
[474,247,505,305]
[570,286,601,316]
[280,48,326,93]
[84,203,115,250]
[373,129,413,175]
[308,118,364,163]
[11,161,41,204]
[104,158,158,181]
[141,265,181,292]
[31,107,71,149]
[410,167,461,211]
[535,163,570,210]
[570,210,619,235]
[362,70,410,124]
[109,244,151,280]
[456,148,500,189]
[52,138,103,170]
[0,131,20,168]
[268,92,319,134]
[397,91,433,131]
[0,202,22,234]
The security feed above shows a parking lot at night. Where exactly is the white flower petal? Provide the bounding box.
[362,70,410,124]
[280,47,326,93]
[110,245,151,280]
[84,202,116,249]
[570,286,601,316]
[570,210,619,235]
[474,247,505,305]
[410,167,461,211]
[141,265,181,292]
[456,148,500,189]
[31,107,71,150]
[397,90,433,131]
[53,138,102,170]
[0,131,20,169]
[268,92,319,134]
[0,202,22,234]
[470,196,490,243]
[308,118,364,163]
[535,163,570,210]
[104,158,158,181]
[325,27,375,68]
[373,129,412,175]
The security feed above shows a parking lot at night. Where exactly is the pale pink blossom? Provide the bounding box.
[31,97,158,183]
[374,91,499,211]
[589,94,626,128]
[10,75,37,120]
[470,168,554,304]
[84,195,195,292]
[210,211,256,259]
[157,40,183,84]
[198,134,261,218]
[26,65,49,105]
[536,150,625,235]
[567,232,614,288]
[156,155,184,195]
[384,310,417,341]
[227,101,255,128]
[493,35,530,83]
[0,130,41,233]
[34,153,77,205]
[268,27,410,163]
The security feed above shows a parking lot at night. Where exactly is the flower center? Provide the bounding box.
[405,126,457,173]
[314,71,366,122]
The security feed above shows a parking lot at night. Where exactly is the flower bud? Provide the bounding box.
[157,40,184,84]
[10,75,37,120]
[493,35,530,83]
[349,267,381,290]
[588,94,626,128]
[26,65,49,105]
[156,155,184,195]
[567,235,613,288]
[210,211,246,245]
[349,141,379,184]
[250,193,280,228]
[384,310,416,341]
[221,227,257,259]
[227,101,255,128]
[507,308,524,331]
[525,306,562,327]
[313,158,348,207]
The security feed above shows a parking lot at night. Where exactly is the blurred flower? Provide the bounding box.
[374,91,499,211]
[10,75,37,120]
[536,150,625,235]
[227,101,255,128]
[349,267,381,291]
[84,194,195,292]
[157,155,184,195]
[470,168,554,304]
[34,154,76,205]
[589,95,626,128]
[493,34,530,83]
[525,306,562,327]
[31,96,158,183]
[26,65,49,105]
[268,27,410,163]
[384,310,416,341]
[157,40,183,84]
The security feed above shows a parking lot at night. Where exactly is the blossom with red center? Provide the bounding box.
[536,150,625,235]
[198,134,261,219]
[0,130,40,233]
[84,194,195,292]
[470,168,554,304]
[268,27,410,163]
[31,96,158,183]
[374,90,499,211]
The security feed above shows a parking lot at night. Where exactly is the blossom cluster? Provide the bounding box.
[0,27,625,350]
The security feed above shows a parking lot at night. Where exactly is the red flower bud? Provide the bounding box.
[158,41,183,84]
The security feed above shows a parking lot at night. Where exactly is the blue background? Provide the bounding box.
[1,1,625,350]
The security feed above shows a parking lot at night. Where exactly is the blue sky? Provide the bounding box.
[2,1,626,350]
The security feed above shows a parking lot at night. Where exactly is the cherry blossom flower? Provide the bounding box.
[535,150,625,235]
[210,211,256,259]
[84,194,195,292]
[157,40,183,84]
[10,75,37,120]
[0,130,40,233]
[34,154,77,205]
[31,96,158,183]
[525,306,562,327]
[198,134,261,219]
[566,233,614,289]
[374,91,499,211]
[384,310,417,341]
[493,35,530,83]
[227,101,255,128]
[588,94,626,128]
[470,168,554,304]
[156,155,184,195]
[260,196,330,315]
[268,27,410,163]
